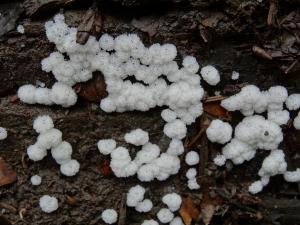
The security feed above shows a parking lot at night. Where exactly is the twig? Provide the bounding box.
[186,126,208,148]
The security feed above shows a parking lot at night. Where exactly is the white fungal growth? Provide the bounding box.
[17,25,25,34]
[135,199,153,213]
[166,139,184,156]
[231,71,239,80]
[157,208,174,224]
[162,193,182,212]
[0,127,8,140]
[185,151,200,166]
[206,119,232,144]
[293,112,300,130]
[60,159,80,176]
[170,217,184,225]
[39,195,58,213]
[30,175,42,186]
[285,94,300,110]
[101,209,118,224]
[163,120,187,139]
[141,220,159,225]
[33,115,54,134]
[126,185,146,207]
[124,129,149,146]
[284,168,300,182]
[267,110,290,125]
[97,139,117,155]
[27,115,80,176]
[200,65,220,85]
[51,141,73,164]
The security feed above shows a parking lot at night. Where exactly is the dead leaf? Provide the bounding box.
[98,159,112,177]
[0,158,17,186]
[74,72,107,102]
[252,46,273,60]
[202,204,215,225]
[179,196,200,225]
[201,12,224,28]
[66,195,77,205]
[203,101,230,120]
[131,17,159,37]
[76,7,102,44]
[267,0,278,26]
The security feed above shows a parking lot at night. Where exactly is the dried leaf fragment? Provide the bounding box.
[0,158,17,186]
[203,101,230,120]
[76,7,102,44]
[179,196,200,225]
[98,159,112,177]
[74,73,107,102]
[201,12,224,28]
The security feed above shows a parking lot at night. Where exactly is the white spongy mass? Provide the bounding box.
[206,119,232,144]
[126,185,146,207]
[162,193,182,212]
[161,109,177,122]
[124,129,149,146]
[27,144,47,161]
[33,115,54,133]
[157,208,174,224]
[163,120,187,139]
[166,139,184,156]
[293,112,300,130]
[0,127,7,140]
[39,195,58,213]
[185,151,199,166]
[134,142,160,165]
[30,175,42,185]
[135,199,153,213]
[37,128,62,150]
[170,217,184,225]
[284,168,300,182]
[60,159,80,176]
[267,110,290,125]
[285,93,300,110]
[101,209,118,224]
[34,14,204,126]
[200,65,220,85]
[51,141,73,164]
[97,139,117,155]
[141,220,159,225]
[234,115,283,150]
[248,181,263,194]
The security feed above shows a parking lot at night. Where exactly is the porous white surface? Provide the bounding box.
[185,151,200,166]
[39,195,58,213]
[30,175,42,186]
[206,119,232,144]
[157,208,174,224]
[162,193,182,212]
[97,139,117,155]
[101,209,118,224]
[0,127,8,140]
[60,159,80,176]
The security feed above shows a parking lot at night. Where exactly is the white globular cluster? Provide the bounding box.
[185,168,200,190]
[141,220,159,225]
[221,85,288,116]
[213,86,300,194]
[98,128,183,182]
[17,83,77,107]
[157,208,174,224]
[185,151,200,166]
[206,119,232,144]
[101,209,118,224]
[39,195,58,213]
[30,175,42,186]
[126,185,153,213]
[27,115,80,176]
[162,193,182,212]
[20,14,205,124]
[200,65,220,86]
[0,127,8,140]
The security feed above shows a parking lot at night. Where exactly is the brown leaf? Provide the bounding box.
[8,95,19,103]
[179,196,200,225]
[0,158,17,186]
[66,195,77,205]
[203,101,230,120]
[252,46,273,60]
[76,7,102,44]
[201,12,224,28]
[131,17,159,37]
[202,204,215,225]
[98,159,112,177]
[74,72,107,102]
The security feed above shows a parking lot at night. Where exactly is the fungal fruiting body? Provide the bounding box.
[0,127,7,140]
[101,209,118,224]
[27,115,80,176]
[39,195,58,213]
